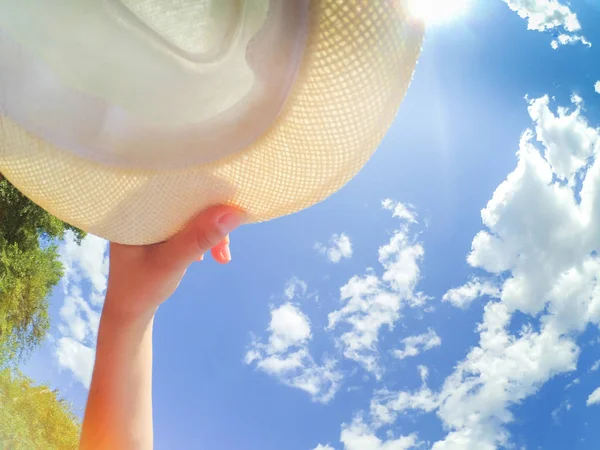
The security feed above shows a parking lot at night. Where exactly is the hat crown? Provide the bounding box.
[0,0,309,169]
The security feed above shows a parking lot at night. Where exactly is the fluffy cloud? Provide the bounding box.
[382,199,418,224]
[587,387,600,406]
[551,34,591,49]
[284,277,308,301]
[595,81,600,94]
[551,399,572,423]
[55,337,95,388]
[502,0,590,48]
[266,303,311,353]
[316,233,353,263]
[392,329,441,360]
[59,231,109,306]
[265,92,600,448]
[504,0,580,31]
[442,277,499,309]
[58,285,100,343]
[372,303,578,449]
[340,93,600,449]
[246,301,341,403]
[527,95,598,182]
[327,204,428,377]
[312,418,421,450]
[427,93,600,447]
[467,96,599,318]
[565,377,580,389]
[55,231,109,388]
[417,365,429,384]
[340,417,419,450]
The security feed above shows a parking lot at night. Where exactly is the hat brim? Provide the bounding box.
[0,0,424,245]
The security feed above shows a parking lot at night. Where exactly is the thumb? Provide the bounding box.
[153,205,245,269]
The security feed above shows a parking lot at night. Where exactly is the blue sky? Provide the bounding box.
[19,1,600,449]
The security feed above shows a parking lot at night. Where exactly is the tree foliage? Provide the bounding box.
[0,176,85,364]
[0,368,80,450]
[0,176,85,247]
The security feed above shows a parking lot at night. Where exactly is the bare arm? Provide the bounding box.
[80,206,245,450]
[80,309,155,450]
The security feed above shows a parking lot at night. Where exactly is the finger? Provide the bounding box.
[211,236,231,264]
[153,206,245,270]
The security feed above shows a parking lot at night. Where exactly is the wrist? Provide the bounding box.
[101,291,157,330]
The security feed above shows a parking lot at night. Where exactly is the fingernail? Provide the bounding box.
[221,245,232,262]
[217,211,245,236]
[197,254,204,262]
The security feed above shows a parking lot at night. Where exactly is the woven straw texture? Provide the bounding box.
[0,0,423,245]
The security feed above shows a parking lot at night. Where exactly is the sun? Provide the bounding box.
[407,0,471,24]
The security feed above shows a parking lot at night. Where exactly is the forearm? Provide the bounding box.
[78,206,241,449]
[80,301,155,450]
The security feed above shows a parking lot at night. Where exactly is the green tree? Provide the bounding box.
[0,176,85,365]
[0,368,80,450]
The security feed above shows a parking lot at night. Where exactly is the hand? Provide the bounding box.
[102,205,246,323]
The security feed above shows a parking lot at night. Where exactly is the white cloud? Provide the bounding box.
[595,81,600,95]
[340,416,420,450]
[255,92,600,449]
[502,0,590,48]
[425,94,600,446]
[565,377,580,389]
[467,96,599,318]
[55,336,95,388]
[246,301,341,403]
[59,231,109,304]
[316,233,353,263]
[505,0,580,31]
[284,277,308,301]
[527,95,598,182]
[442,277,500,309]
[392,329,441,360]
[590,360,600,372]
[313,445,335,450]
[372,303,578,449]
[551,399,572,423]
[58,286,100,343]
[327,204,428,377]
[267,303,312,353]
[417,365,429,384]
[356,93,600,449]
[551,34,591,49]
[382,199,418,224]
[587,387,600,406]
[54,231,109,388]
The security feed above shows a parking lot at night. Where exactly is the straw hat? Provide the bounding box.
[0,0,423,245]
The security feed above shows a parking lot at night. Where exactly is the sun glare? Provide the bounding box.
[407,0,471,24]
